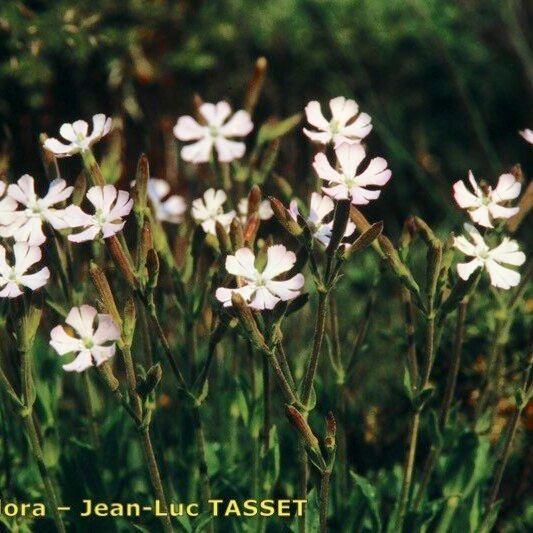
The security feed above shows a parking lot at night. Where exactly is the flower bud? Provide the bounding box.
[90,262,122,327]
[343,221,383,259]
[137,220,153,274]
[18,296,42,353]
[133,154,149,216]
[215,221,232,255]
[123,297,136,347]
[244,213,260,247]
[146,248,160,290]
[326,199,351,255]
[247,185,261,217]
[72,172,87,206]
[269,196,303,237]
[325,411,337,453]
[106,236,138,290]
[231,293,267,351]
[137,362,163,399]
[286,405,320,453]
[229,218,245,250]
[244,56,268,114]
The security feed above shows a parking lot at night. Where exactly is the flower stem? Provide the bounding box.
[301,291,329,407]
[297,438,308,533]
[81,372,99,449]
[319,470,331,533]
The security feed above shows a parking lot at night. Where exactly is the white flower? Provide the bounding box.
[313,143,391,205]
[519,128,533,144]
[192,188,236,235]
[289,193,356,247]
[0,181,18,229]
[238,198,274,223]
[49,305,120,372]
[216,245,304,310]
[43,114,112,158]
[0,243,50,298]
[0,175,73,245]
[453,171,521,228]
[303,96,372,146]
[173,101,253,163]
[453,224,526,290]
[63,185,133,243]
[131,178,187,224]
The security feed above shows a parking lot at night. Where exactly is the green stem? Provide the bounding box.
[82,372,99,449]
[302,291,329,407]
[297,438,308,533]
[319,470,331,533]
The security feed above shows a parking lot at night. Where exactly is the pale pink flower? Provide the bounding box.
[192,188,236,235]
[453,224,525,290]
[0,181,18,230]
[43,114,112,157]
[131,178,187,224]
[173,101,253,163]
[238,198,274,224]
[1,175,73,245]
[63,185,133,242]
[303,96,372,146]
[216,245,304,310]
[519,128,533,144]
[313,143,391,205]
[289,193,356,247]
[0,243,50,298]
[453,171,521,228]
[49,305,120,372]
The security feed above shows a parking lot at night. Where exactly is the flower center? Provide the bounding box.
[94,208,106,225]
[343,175,359,188]
[208,125,220,138]
[83,338,95,349]
[330,119,341,135]
[7,269,18,282]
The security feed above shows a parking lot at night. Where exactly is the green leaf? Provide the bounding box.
[257,113,302,145]
[350,471,382,532]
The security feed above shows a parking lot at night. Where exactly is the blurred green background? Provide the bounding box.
[0,0,532,235]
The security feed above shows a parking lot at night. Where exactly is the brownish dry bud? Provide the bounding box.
[215,221,232,255]
[244,57,268,114]
[270,196,302,237]
[90,262,122,326]
[230,218,245,250]
[325,411,337,452]
[105,236,138,290]
[286,405,320,452]
[146,248,160,289]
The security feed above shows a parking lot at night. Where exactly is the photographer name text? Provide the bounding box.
[0,499,307,518]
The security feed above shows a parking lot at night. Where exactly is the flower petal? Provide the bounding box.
[173,116,205,141]
[220,110,253,137]
[225,248,257,279]
[262,245,296,280]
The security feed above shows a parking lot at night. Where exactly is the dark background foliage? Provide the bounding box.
[1,0,532,234]
[0,1,531,531]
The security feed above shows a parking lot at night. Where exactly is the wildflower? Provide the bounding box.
[289,193,355,247]
[238,197,273,223]
[453,171,521,228]
[0,243,50,298]
[313,143,391,205]
[0,181,18,231]
[453,224,525,290]
[519,129,533,144]
[192,188,236,235]
[1,175,73,245]
[43,114,112,157]
[303,96,372,146]
[216,245,304,310]
[49,305,120,372]
[131,178,187,224]
[173,101,253,163]
[63,185,133,242]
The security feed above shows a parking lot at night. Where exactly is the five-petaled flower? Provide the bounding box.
[216,245,304,310]
[1,175,73,245]
[43,114,112,157]
[289,193,355,247]
[192,188,236,235]
[313,143,391,205]
[303,96,372,147]
[0,242,50,298]
[49,305,120,372]
[173,101,253,163]
[519,128,533,145]
[131,178,187,224]
[238,198,274,223]
[63,185,133,242]
[453,224,525,290]
[453,171,521,228]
